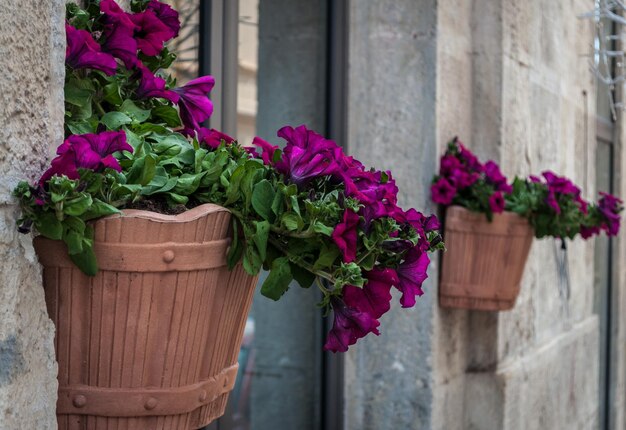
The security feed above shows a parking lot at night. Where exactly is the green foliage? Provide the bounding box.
[15,1,444,320]
[507,177,586,239]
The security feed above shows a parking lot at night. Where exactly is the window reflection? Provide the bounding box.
[164,0,199,84]
[237,0,259,146]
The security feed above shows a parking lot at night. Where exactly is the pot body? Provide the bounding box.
[34,204,258,430]
[439,205,533,311]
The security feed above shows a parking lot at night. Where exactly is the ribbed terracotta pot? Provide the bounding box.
[34,204,258,430]
[439,205,534,311]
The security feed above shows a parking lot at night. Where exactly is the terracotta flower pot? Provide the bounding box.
[34,204,258,430]
[439,205,533,311]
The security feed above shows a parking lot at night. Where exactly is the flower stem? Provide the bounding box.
[95,101,106,116]
[268,236,336,284]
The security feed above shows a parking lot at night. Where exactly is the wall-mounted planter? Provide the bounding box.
[439,205,533,311]
[34,204,258,430]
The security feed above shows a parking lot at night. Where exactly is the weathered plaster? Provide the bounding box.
[0,0,65,428]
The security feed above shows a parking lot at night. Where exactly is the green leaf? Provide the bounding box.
[314,243,340,270]
[251,179,275,220]
[34,212,63,240]
[166,192,188,205]
[65,84,94,108]
[69,245,98,276]
[67,119,96,135]
[173,172,205,195]
[63,194,93,216]
[101,111,132,130]
[64,230,83,255]
[290,263,315,289]
[103,81,123,105]
[227,218,245,269]
[260,257,292,300]
[312,221,334,236]
[252,220,270,261]
[224,165,245,206]
[83,199,120,220]
[152,104,182,127]
[271,188,284,216]
[120,99,151,122]
[126,154,157,186]
[141,176,178,196]
[281,213,302,231]
[243,243,263,275]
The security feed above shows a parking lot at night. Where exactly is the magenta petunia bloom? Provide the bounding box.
[252,136,279,165]
[448,168,479,189]
[484,161,512,193]
[332,209,360,263]
[403,209,440,245]
[541,171,588,214]
[489,191,505,213]
[101,22,138,68]
[580,225,600,239]
[130,9,174,56]
[343,268,399,320]
[440,154,462,175]
[135,65,179,102]
[147,0,181,38]
[598,192,623,236]
[323,298,380,353]
[458,142,483,171]
[100,0,136,30]
[546,190,561,214]
[197,127,235,149]
[172,76,216,131]
[65,24,117,75]
[431,177,456,205]
[276,125,341,186]
[395,246,430,308]
[39,131,132,184]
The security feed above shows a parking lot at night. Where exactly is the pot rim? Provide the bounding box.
[446,204,529,224]
[108,203,230,224]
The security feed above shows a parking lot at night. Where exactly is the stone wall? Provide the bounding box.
[0,1,65,428]
[346,0,601,429]
[344,1,439,428]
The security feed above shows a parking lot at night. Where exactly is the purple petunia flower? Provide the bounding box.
[580,225,600,239]
[172,76,216,132]
[440,154,462,176]
[395,246,430,308]
[448,168,479,189]
[343,268,399,320]
[431,177,456,205]
[598,192,623,236]
[130,9,175,56]
[332,209,360,263]
[458,142,483,172]
[484,161,512,193]
[147,0,181,38]
[323,298,380,353]
[276,125,342,186]
[39,131,132,184]
[197,127,235,149]
[252,136,279,165]
[100,0,136,30]
[489,191,505,213]
[545,190,560,214]
[65,24,117,75]
[135,65,179,102]
[101,21,138,68]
